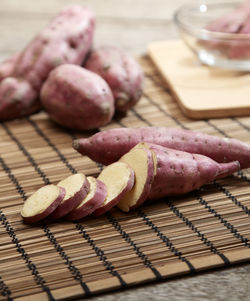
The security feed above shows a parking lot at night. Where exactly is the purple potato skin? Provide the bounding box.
[0,53,20,81]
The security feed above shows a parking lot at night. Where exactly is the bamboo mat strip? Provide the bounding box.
[0,56,250,300]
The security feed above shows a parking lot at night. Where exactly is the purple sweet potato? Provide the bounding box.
[40,64,115,130]
[205,1,250,59]
[0,53,20,81]
[72,126,250,168]
[85,46,144,112]
[228,17,250,59]
[0,77,39,120]
[206,2,250,34]
[0,5,95,120]
[145,143,240,200]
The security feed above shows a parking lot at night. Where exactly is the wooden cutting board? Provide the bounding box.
[148,40,250,119]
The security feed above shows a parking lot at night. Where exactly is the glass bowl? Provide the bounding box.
[174,0,250,70]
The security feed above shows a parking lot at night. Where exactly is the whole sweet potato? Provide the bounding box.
[40,64,115,130]
[204,1,250,59]
[0,5,95,120]
[0,53,20,81]
[145,143,240,200]
[0,77,38,120]
[85,46,144,112]
[73,126,250,168]
[206,1,250,34]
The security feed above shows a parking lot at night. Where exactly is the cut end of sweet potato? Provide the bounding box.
[94,162,134,216]
[50,173,89,219]
[117,145,154,212]
[67,176,107,220]
[72,139,80,151]
[58,173,87,203]
[21,185,65,223]
[135,142,157,176]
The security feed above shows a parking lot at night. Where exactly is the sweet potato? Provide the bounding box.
[40,64,115,130]
[67,176,107,220]
[21,185,66,223]
[206,2,250,34]
[0,77,39,120]
[50,173,90,219]
[94,162,135,216]
[0,53,20,81]
[117,145,154,212]
[73,127,250,168]
[205,1,250,59]
[0,5,95,120]
[144,143,240,200]
[85,46,144,112]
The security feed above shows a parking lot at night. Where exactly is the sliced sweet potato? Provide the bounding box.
[146,143,240,200]
[21,184,66,223]
[94,162,135,216]
[49,173,90,219]
[67,176,107,220]
[117,145,154,212]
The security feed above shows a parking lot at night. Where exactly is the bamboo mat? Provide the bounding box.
[0,56,250,301]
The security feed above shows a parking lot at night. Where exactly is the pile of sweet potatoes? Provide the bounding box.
[21,126,249,223]
[0,5,143,129]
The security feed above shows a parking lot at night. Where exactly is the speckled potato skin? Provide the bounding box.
[85,46,144,112]
[0,5,95,120]
[40,64,115,130]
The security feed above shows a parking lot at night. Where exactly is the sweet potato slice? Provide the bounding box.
[117,146,154,212]
[50,173,90,219]
[21,184,65,223]
[94,162,135,216]
[67,176,107,220]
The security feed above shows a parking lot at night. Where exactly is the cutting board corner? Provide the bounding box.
[147,39,250,119]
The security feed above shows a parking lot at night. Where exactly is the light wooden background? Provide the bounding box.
[0,0,183,59]
[0,0,249,300]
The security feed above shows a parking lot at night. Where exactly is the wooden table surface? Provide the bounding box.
[1,0,250,300]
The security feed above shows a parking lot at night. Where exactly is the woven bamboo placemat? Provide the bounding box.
[0,56,250,301]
